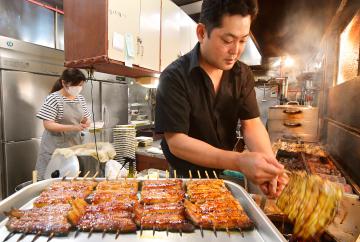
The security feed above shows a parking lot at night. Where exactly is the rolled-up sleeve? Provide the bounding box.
[36,95,58,121]
[238,66,260,120]
[155,69,190,134]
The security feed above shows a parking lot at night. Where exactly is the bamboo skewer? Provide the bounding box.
[166,227,169,236]
[62,171,71,181]
[92,171,99,179]
[16,232,27,242]
[140,225,143,236]
[115,230,120,239]
[102,230,106,238]
[212,225,217,237]
[226,227,230,237]
[174,170,177,179]
[179,228,182,237]
[74,229,81,238]
[238,227,244,237]
[213,170,218,179]
[197,170,201,179]
[3,231,15,242]
[88,228,94,238]
[152,226,156,236]
[71,171,81,181]
[83,171,90,179]
[46,232,54,242]
[205,170,209,179]
[31,231,41,242]
[165,170,169,179]
[199,225,204,238]
[189,170,192,180]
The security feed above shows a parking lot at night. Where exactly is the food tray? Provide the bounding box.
[0,178,286,242]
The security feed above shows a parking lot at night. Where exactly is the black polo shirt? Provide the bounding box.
[155,43,260,178]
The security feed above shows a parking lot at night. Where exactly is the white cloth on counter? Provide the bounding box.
[146,147,163,155]
[105,159,128,179]
[53,142,116,163]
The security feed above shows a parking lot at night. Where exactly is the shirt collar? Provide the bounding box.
[188,42,201,74]
[188,42,242,75]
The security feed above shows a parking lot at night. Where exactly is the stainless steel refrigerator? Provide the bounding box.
[0,36,64,197]
[0,37,128,197]
[81,73,128,144]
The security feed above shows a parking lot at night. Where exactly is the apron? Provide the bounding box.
[36,94,84,179]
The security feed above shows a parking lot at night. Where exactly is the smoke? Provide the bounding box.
[279,0,341,61]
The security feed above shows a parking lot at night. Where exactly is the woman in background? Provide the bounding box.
[35,68,91,179]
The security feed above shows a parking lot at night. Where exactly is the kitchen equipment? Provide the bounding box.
[77,156,101,177]
[0,178,287,242]
[268,102,319,142]
[0,36,64,197]
[113,125,137,171]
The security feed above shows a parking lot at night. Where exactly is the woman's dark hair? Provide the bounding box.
[51,68,86,93]
[199,0,258,37]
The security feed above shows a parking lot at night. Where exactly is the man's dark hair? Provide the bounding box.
[199,0,258,37]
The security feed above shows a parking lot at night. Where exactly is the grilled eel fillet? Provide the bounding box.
[77,205,137,232]
[185,179,254,230]
[86,180,138,204]
[136,180,194,232]
[71,181,138,233]
[142,179,183,190]
[5,204,72,236]
[33,180,97,207]
[134,202,194,232]
[140,189,185,204]
[96,180,138,191]
[276,172,343,239]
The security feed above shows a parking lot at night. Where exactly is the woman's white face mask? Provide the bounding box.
[66,86,83,96]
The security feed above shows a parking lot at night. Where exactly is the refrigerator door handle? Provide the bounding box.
[102,105,110,127]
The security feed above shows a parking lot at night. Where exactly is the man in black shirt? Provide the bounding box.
[156,0,287,197]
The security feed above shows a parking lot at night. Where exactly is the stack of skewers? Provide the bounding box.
[276,171,343,240]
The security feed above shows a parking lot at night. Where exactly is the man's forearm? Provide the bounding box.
[242,118,274,158]
[165,133,239,170]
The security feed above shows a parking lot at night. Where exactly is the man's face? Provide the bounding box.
[200,14,251,70]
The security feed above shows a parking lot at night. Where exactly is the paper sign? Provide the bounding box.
[125,32,135,57]
[113,32,124,51]
[125,56,133,67]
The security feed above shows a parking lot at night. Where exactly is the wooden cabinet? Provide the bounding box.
[64,0,195,76]
[161,0,181,71]
[160,0,198,71]
[180,11,198,56]
[64,0,160,77]
[139,0,161,71]
[107,0,141,65]
[189,20,198,50]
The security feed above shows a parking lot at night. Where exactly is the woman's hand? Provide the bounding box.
[80,117,91,128]
[72,124,86,131]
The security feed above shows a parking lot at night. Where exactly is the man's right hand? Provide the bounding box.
[236,151,284,185]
